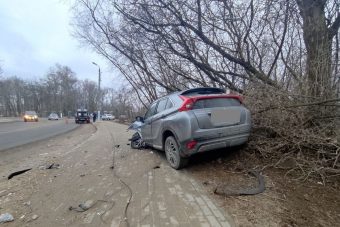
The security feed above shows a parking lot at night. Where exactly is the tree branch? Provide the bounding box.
[329,13,340,38]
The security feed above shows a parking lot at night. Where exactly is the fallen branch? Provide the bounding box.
[8,168,32,180]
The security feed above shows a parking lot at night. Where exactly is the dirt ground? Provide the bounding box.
[0,122,339,226]
[186,148,340,227]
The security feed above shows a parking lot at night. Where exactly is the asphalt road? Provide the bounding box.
[0,118,79,151]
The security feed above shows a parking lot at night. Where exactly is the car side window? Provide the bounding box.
[156,98,168,114]
[165,98,173,109]
[144,102,157,120]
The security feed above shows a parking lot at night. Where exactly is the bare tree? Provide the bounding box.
[296,0,340,98]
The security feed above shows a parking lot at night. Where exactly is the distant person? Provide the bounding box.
[93,112,97,122]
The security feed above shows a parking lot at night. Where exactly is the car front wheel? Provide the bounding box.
[164,136,188,170]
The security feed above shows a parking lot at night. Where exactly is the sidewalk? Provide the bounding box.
[107,122,233,227]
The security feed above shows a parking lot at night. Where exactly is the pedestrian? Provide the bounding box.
[93,112,97,122]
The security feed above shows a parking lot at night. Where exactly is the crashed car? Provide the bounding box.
[136,87,251,169]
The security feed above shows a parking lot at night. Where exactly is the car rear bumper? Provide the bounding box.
[180,124,251,157]
[181,133,249,157]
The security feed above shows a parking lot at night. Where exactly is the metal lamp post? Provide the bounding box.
[92,62,101,120]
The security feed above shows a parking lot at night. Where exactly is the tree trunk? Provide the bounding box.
[296,0,332,98]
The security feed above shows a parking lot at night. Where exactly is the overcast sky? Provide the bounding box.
[0,0,120,87]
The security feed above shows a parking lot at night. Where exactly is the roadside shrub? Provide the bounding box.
[243,84,339,183]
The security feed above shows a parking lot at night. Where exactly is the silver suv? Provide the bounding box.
[140,87,251,169]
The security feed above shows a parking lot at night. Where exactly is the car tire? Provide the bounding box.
[131,132,143,149]
[164,136,188,170]
[24,119,27,122]
[131,139,142,149]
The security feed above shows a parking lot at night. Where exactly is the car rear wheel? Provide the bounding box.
[164,136,188,169]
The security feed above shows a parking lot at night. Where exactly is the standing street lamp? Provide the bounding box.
[92,62,101,120]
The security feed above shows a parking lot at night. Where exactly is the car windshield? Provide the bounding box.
[77,112,88,116]
[25,111,37,115]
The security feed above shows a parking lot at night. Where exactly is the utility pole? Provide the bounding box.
[92,62,101,120]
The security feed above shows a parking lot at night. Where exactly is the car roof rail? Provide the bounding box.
[180,87,225,96]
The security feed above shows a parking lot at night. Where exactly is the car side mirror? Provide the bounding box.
[136,116,144,122]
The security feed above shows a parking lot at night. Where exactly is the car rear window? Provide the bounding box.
[193,98,241,109]
[165,99,173,109]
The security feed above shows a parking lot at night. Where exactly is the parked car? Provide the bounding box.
[48,113,59,120]
[137,87,251,169]
[102,114,115,120]
[23,111,38,122]
[75,109,90,124]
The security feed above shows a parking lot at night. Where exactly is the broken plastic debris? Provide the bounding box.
[31,214,39,220]
[46,163,60,169]
[69,200,94,212]
[24,201,31,206]
[0,213,14,223]
[80,200,94,210]
[8,168,32,180]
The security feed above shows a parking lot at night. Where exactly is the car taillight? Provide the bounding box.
[186,140,197,150]
[179,96,195,112]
